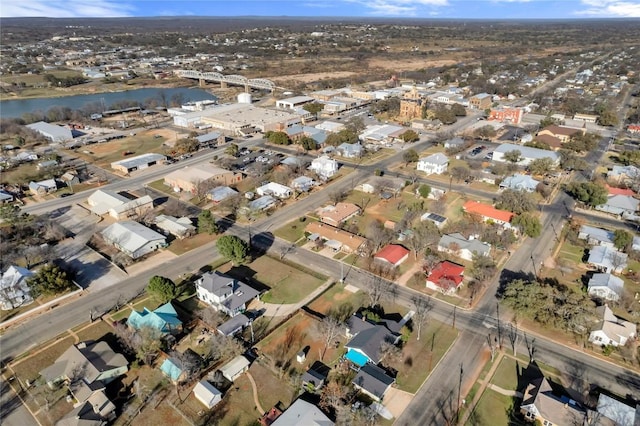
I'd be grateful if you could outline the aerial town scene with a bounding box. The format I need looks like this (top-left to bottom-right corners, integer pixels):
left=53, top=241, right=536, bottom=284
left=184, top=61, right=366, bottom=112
left=0, top=1, right=639, bottom=425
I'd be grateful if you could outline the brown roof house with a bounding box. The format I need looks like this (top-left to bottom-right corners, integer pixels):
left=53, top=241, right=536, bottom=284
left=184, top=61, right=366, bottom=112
left=40, top=341, right=128, bottom=425
left=318, top=202, right=361, bottom=227
left=305, top=221, right=367, bottom=254
left=537, top=125, right=584, bottom=143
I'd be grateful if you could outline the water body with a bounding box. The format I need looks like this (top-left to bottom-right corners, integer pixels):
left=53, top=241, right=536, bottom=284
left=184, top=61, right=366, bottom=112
left=0, top=87, right=217, bottom=118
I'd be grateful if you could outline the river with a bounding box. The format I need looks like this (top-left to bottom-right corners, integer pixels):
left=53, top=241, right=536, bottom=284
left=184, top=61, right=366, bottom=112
left=0, top=87, right=217, bottom=119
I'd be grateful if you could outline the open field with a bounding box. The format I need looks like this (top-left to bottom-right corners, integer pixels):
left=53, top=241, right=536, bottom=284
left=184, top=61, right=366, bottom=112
left=74, top=133, right=167, bottom=169
left=273, top=216, right=316, bottom=243
left=168, top=233, right=218, bottom=256
left=307, top=283, right=367, bottom=317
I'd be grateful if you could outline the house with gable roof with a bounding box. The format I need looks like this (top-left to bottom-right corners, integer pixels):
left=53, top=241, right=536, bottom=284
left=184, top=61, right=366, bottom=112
left=500, top=174, right=540, bottom=192
left=374, top=244, right=410, bottom=267
left=462, top=200, right=514, bottom=229
left=596, top=195, right=639, bottom=217
left=352, top=363, right=395, bottom=402
left=196, top=271, right=260, bottom=317
left=101, top=221, right=167, bottom=259
left=587, top=273, right=624, bottom=302
left=127, top=302, right=183, bottom=335
left=309, top=155, right=338, bottom=179
left=426, top=261, right=465, bottom=295
left=589, top=305, right=637, bottom=347
left=587, top=246, right=628, bottom=274
left=344, top=313, right=402, bottom=367
left=417, top=153, right=449, bottom=175
left=578, top=225, right=615, bottom=248
left=437, top=233, right=491, bottom=261
left=520, top=376, right=586, bottom=425
left=0, top=265, right=34, bottom=310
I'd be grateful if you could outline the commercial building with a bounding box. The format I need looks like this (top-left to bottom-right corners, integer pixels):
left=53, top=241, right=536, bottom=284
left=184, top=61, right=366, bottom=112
left=111, top=153, right=166, bottom=174
left=489, top=107, right=523, bottom=124
left=492, top=143, right=560, bottom=166
left=164, top=164, right=242, bottom=193
left=26, top=121, right=73, bottom=142
left=276, top=96, right=315, bottom=110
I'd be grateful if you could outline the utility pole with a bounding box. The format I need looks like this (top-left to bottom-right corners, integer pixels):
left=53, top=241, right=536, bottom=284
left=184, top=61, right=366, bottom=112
left=339, top=261, right=344, bottom=283
left=530, top=254, right=538, bottom=280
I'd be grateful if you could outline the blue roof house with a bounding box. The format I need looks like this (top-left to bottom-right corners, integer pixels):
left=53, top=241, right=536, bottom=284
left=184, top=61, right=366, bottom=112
left=127, top=302, right=183, bottom=335
left=160, top=358, right=184, bottom=382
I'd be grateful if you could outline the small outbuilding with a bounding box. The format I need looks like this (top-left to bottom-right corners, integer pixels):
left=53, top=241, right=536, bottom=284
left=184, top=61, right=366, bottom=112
left=193, top=380, right=223, bottom=409
left=219, top=355, right=250, bottom=383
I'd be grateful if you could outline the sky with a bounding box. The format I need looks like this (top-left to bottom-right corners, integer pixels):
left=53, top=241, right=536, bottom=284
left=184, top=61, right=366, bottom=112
left=1, top=0, right=640, bottom=19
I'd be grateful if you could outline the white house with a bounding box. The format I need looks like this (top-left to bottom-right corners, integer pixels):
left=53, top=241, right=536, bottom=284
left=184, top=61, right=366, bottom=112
left=272, top=399, right=334, bottom=426
left=256, top=182, right=293, bottom=199
left=437, top=233, right=491, bottom=261
left=0, top=266, right=34, bottom=310
left=587, top=246, right=628, bottom=274
left=193, top=380, right=222, bottom=409
left=578, top=225, right=615, bottom=248
left=195, top=271, right=260, bottom=317
left=101, top=221, right=167, bottom=259
left=417, top=153, right=449, bottom=175
left=499, top=174, right=540, bottom=192
left=587, top=273, right=624, bottom=302
left=309, top=155, right=339, bottom=179
left=154, top=215, right=196, bottom=239
left=336, top=142, right=363, bottom=158
left=589, top=305, right=636, bottom=347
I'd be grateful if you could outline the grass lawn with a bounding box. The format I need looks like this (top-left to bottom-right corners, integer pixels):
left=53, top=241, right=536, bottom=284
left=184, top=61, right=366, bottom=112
left=75, top=320, right=114, bottom=342
left=110, top=307, right=132, bottom=322
left=306, top=283, right=367, bottom=317
left=216, top=373, right=260, bottom=426
left=218, top=256, right=326, bottom=304
left=466, top=389, right=519, bottom=426
left=392, top=319, right=459, bottom=393
left=251, top=362, right=296, bottom=414
left=556, top=240, right=585, bottom=264
left=274, top=217, right=315, bottom=243
left=148, top=179, right=174, bottom=196
left=442, top=193, right=466, bottom=222
left=490, top=356, right=520, bottom=391
left=168, top=233, right=218, bottom=255
left=10, top=335, right=75, bottom=384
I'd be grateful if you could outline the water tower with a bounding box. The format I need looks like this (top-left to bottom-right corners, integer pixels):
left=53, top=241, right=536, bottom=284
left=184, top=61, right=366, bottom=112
left=238, top=93, right=252, bottom=104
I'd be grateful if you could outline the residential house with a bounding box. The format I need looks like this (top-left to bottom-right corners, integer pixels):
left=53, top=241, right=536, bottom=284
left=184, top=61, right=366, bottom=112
left=318, top=202, right=361, bottom=227
left=420, top=212, right=448, bottom=228
left=607, top=165, right=639, bottom=185
left=469, top=93, right=492, bottom=110
left=305, top=222, right=366, bottom=254
left=101, top=221, right=167, bottom=259
left=500, top=174, right=540, bottom=192
left=534, top=134, right=563, bottom=150
left=493, top=143, right=560, bottom=166
left=336, top=142, right=364, bottom=158
left=164, top=164, right=242, bottom=193
left=160, top=350, right=202, bottom=383
left=160, top=357, right=185, bottom=382
left=587, top=273, right=624, bottom=302
left=60, top=170, right=80, bottom=186
left=438, top=233, right=491, bottom=261
left=290, top=176, right=316, bottom=192
left=344, top=316, right=401, bottom=366
left=605, top=185, right=636, bottom=197
left=489, top=107, right=523, bottom=124
left=589, top=305, right=637, bottom=347
left=127, top=302, right=183, bottom=335
left=587, top=246, right=628, bottom=274
left=374, top=244, right=410, bottom=267
left=248, top=195, right=277, bottom=211
left=426, top=261, right=465, bottom=295
left=87, top=189, right=153, bottom=220
left=537, top=125, right=583, bottom=143
left=443, top=137, right=466, bottom=150
left=193, top=380, right=223, bottom=409
left=627, top=124, right=640, bottom=134
left=219, top=355, right=250, bottom=382
left=196, top=271, right=260, bottom=317
left=217, top=314, right=251, bottom=337
left=309, top=155, right=339, bottom=179
left=256, top=182, right=293, bottom=199
left=417, top=153, right=449, bottom=175
left=596, top=195, right=639, bottom=217
left=573, top=113, right=598, bottom=123
left=358, top=176, right=405, bottom=195
left=29, top=179, right=57, bottom=195
left=271, top=398, right=334, bottom=426
left=207, top=186, right=239, bottom=203
left=359, top=124, right=405, bottom=145
left=111, top=153, right=167, bottom=174
left=595, top=393, right=640, bottom=426
left=578, top=225, right=615, bottom=248
left=276, top=96, right=315, bottom=110
left=40, top=341, right=128, bottom=424
left=0, top=265, right=34, bottom=311
left=154, top=215, right=196, bottom=239
left=462, top=200, right=514, bottom=229
left=36, top=159, right=58, bottom=170
left=352, top=363, right=395, bottom=402
left=520, top=377, right=586, bottom=425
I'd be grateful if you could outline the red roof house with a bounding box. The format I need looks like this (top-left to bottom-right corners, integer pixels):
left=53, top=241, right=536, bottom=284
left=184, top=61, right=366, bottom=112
left=426, top=261, right=465, bottom=295
left=463, top=200, right=514, bottom=226
left=374, top=244, right=410, bottom=267
left=605, top=185, right=636, bottom=197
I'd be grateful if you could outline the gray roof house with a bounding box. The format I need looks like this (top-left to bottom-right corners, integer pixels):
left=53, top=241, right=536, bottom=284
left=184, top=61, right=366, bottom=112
left=345, top=314, right=401, bottom=366
left=595, top=195, right=639, bottom=217
left=196, top=271, right=260, bottom=317
left=578, top=225, right=615, bottom=248
left=595, top=393, right=640, bottom=426
left=493, top=143, right=560, bottom=166
left=101, top=221, right=167, bottom=259
left=417, top=153, right=449, bottom=175
left=0, top=265, right=34, bottom=311
left=207, top=186, right=239, bottom=203
left=29, top=179, right=57, bottom=195
left=589, top=305, right=637, bottom=347
left=248, top=195, right=276, bottom=211
left=587, top=246, right=628, bottom=274
left=301, top=362, right=330, bottom=392
left=520, top=377, right=586, bottom=425
left=499, top=174, right=540, bottom=192
left=607, top=165, right=639, bottom=184
left=154, top=215, right=196, bottom=239
left=291, top=175, right=316, bottom=192
left=437, top=233, right=491, bottom=261
left=0, top=189, right=14, bottom=203
left=352, top=363, right=395, bottom=402
left=216, top=313, right=251, bottom=336
left=271, top=398, right=334, bottom=426
left=443, top=137, right=466, bottom=149
left=336, top=142, right=364, bottom=158
left=587, top=273, right=624, bottom=302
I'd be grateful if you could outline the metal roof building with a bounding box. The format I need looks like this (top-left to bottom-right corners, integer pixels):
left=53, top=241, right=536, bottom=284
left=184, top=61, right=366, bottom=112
left=26, top=121, right=72, bottom=142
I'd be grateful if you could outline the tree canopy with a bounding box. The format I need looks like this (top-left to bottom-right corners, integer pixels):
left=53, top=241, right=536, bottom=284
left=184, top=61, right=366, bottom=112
left=400, top=130, right=419, bottom=143
left=402, top=149, right=419, bottom=165
left=27, top=264, right=73, bottom=297
left=417, top=184, right=431, bottom=198
left=198, top=210, right=219, bottom=235
left=266, top=131, right=291, bottom=145
left=303, top=102, right=324, bottom=114
left=503, top=150, right=522, bottom=163
left=565, top=182, right=608, bottom=207
left=147, top=276, right=178, bottom=303
left=496, top=189, right=537, bottom=214
left=299, top=136, right=317, bottom=151
left=511, top=213, right=541, bottom=237
left=613, top=229, right=633, bottom=251
left=527, top=157, right=554, bottom=175
left=216, top=235, right=249, bottom=264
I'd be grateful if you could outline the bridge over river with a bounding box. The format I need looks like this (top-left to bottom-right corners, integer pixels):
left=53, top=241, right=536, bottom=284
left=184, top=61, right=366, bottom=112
left=175, top=70, right=280, bottom=92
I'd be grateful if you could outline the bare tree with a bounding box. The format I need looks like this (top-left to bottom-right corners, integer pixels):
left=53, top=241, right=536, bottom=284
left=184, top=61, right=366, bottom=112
left=315, top=316, right=346, bottom=361
left=507, top=321, right=519, bottom=357
left=412, top=296, right=432, bottom=341
left=328, top=189, right=347, bottom=206
left=320, top=380, right=347, bottom=411
left=366, top=220, right=394, bottom=252
left=197, top=307, right=225, bottom=328
left=379, top=341, right=402, bottom=369
left=405, top=222, right=440, bottom=260
left=365, top=275, right=395, bottom=307
left=204, top=334, right=244, bottom=363
left=487, top=333, right=498, bottom=362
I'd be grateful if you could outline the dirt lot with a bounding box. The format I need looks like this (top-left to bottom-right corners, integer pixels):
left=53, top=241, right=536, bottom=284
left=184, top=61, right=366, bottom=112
left=367, top=58, right=458, bottom=71
left=269, top=71, right=358, bottom=84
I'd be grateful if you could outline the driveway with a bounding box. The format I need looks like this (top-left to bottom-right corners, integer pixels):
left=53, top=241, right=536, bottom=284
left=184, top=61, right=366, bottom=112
left=383, top=387, right=414, bottom=419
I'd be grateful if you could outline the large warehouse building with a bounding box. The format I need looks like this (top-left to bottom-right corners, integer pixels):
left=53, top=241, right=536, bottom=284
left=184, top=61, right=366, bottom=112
left=173, top=103, right=301, bottom=134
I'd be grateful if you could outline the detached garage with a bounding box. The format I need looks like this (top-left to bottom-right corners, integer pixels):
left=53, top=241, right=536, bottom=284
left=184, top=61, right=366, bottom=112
left=193, top=380, right=222, bottom=409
